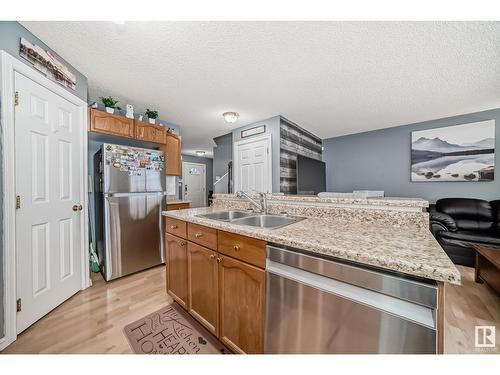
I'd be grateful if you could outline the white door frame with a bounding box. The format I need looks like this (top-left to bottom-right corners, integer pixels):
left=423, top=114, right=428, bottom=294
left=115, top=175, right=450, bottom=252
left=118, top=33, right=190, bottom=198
left=182, top=161, right=207, bottom=207
left=0, top=50, right=90, bottom=350
left=233, top=133, right=273, bottom=193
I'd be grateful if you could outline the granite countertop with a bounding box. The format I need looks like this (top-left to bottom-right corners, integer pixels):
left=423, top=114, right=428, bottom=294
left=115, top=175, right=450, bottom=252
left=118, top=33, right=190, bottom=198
left=213, top=193, right=429, bottom=208
left=163, top=207, right=460, bottom=284
left=166, top=200, right=191, bottom=204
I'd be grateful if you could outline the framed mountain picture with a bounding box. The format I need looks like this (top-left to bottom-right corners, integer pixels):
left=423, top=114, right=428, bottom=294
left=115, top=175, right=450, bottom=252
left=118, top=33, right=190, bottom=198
left=411, top=120, right=495, bottom=182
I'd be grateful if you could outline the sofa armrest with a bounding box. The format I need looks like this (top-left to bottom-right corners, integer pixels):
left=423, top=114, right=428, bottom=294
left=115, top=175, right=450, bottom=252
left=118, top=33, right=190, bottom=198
left=429, top=211, right=457, bottom=233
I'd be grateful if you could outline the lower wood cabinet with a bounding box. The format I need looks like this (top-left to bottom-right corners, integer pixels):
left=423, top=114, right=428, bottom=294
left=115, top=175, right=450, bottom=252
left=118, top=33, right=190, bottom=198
left=165, top=219, right=266, bottom=354
left=187, top=242, right=219, bottom=336
left=165, top=234, right=188, bottom=308
left=218, top=255, right=265, bottom=354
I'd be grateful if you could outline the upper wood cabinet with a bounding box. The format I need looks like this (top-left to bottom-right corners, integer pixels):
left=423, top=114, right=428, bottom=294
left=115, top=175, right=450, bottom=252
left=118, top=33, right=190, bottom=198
left=218, top=255, right=265, bottom=354
left=165, top=133, right=182, bottom=176
left=187, top=242, right=219, bottom=336
left=135, top=121, right=166, bottom=144
left=165, top=234, right=188, bottom=308
left=90, top=108, right=134, bottom=138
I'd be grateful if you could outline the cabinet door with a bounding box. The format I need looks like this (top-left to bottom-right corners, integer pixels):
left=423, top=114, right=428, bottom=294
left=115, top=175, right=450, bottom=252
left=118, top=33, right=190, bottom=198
left=187, top=242, right=219, bottom=336
left=165, top=133, right=181, bottom=176
left=166, top=234, right=188, bottom=308
left=89, top=108, right=134, bottom=138
left=135, top=121, right=166, bottom=143
left=218, top=255, right=265, bottom=354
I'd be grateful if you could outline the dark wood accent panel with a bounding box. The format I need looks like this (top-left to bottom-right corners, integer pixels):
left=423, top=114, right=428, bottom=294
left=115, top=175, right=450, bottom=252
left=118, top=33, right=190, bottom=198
left=187, top=242, right=219, bottom=336
left=135, top=121, right=166, bottom=144
left=218, top=255, right=265, bottom=354
left=188, top=223, right=218, bottom=250
left=165, top=133, right=181, bottom=176
left=475, top=247, right=500, bottom=296
left=218, top=231, right=266, bottom=268
left=89, top=108, right=134, bottom=138
left=165, top=234, right=188, bottom=308
left=166, top=217, right=187, bottom=238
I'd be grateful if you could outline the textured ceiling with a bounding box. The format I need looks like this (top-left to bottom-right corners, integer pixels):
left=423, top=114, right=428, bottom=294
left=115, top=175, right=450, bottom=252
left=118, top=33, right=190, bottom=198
left=22, top=21, right=500, bottom=157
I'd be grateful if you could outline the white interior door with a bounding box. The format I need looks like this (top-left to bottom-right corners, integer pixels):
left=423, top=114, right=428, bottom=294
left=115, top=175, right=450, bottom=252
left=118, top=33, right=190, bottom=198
left=14, top=71, right=84, bottom=333
left=234, top=134, right=272, bottom=193
left=182, top=162, right=206, bottom=208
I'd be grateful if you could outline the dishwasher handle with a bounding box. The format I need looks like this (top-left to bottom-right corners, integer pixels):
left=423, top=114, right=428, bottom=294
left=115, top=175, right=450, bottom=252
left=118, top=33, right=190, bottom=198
left=266, top=259, right=436, bottom=330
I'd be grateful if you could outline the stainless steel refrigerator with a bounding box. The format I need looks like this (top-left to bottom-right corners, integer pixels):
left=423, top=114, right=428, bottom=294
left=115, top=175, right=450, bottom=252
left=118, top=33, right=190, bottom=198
left=94, top=143, right=166, bottom=281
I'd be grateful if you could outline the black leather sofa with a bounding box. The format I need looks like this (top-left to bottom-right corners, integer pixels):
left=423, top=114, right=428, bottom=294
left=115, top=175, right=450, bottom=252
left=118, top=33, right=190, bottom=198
left=429, top=198, right=500, bottom=267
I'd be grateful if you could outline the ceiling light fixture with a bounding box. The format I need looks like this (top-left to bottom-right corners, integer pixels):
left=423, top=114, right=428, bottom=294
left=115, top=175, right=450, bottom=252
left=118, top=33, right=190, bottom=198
left=222, top=111, right=239, bottom=124
left=196, top=151, right=206, bottom=157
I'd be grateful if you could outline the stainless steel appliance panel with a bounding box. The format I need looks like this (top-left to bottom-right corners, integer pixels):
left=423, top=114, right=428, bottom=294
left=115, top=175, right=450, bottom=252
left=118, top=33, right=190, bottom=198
left=146, top=169, right=165, bottom=192
left=265, top=271, right=436, bottom=354
left=103, top=144, right=146, bottom=193
left=103, top=193, right=165, bottom=280
left=265, top=246, right=437, bottom=354
left=267, top=245, right=438, bottom=308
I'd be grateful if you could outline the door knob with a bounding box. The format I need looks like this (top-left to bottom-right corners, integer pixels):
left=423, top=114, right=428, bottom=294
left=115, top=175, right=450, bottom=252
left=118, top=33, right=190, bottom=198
left=72, top=204, right=83, bottom=212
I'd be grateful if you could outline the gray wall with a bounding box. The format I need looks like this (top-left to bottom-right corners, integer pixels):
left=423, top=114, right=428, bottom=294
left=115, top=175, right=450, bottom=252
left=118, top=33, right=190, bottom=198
left=213, top=133, right=233, bottom=193
left=323, top=108, right=500, bottom=203
left=181, top=154, right=213, bottom=205
left=0, top=21, right=88, bottom=101
left=0, top=21, right=88, bottom=340
left=232, top=116, right=282, bottom=192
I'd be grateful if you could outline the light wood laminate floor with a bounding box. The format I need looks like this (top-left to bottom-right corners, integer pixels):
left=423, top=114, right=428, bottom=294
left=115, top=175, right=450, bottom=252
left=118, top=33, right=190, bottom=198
left=2, top=265, right=498, bottom=354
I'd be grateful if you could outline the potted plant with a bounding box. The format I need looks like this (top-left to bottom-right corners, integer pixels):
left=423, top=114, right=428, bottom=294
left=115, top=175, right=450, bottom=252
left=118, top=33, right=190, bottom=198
left=145, top=109, right=159, bottom=124
left=100, top=96, right=121, bottom=114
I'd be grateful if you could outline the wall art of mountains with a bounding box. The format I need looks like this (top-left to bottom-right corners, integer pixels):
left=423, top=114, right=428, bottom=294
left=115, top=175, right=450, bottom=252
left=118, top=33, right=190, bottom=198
left=411, top=121, right=495, bottom=182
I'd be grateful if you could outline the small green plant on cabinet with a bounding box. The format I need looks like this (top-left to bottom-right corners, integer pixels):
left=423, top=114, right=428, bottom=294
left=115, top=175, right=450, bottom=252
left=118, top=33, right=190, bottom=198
left=100, top=96, right=121, bottom=110
left=145, top=109, right=159, bottom=119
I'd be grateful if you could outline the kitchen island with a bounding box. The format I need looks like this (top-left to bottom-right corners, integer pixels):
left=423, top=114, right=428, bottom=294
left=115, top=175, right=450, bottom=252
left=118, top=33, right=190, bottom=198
left=161, top=194, right=460, bottom=354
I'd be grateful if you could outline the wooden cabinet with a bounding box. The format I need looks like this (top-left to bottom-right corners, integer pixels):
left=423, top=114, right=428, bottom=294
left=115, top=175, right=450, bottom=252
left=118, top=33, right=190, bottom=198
left=187, top=242, right=219, bottom=336
left=218, top=231, right=266, bottom=268
left=135, top=121, right=166, bottom=143
left=166, top=202, right=190, bottom=211
left=165, top=234, right=188, bottom=308
left=165, top=133, right=182, bottom=176
left=163, top=217, right=266, bottom=353
left=188, top=223, right=217, bottom=250
left=90, top=108, right=134, bottom=138
left=166, top=217, right=187, bottom=238
left=218, top=255, right=265, bottom=354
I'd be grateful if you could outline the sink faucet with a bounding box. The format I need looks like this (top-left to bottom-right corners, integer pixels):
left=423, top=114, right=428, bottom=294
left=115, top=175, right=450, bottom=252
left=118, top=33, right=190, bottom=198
left=236, top=191, right=267, bottom=214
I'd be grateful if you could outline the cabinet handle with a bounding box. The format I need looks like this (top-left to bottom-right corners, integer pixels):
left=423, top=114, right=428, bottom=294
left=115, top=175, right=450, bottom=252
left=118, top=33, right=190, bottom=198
left=216, top=257, right=222, bottom=263
left=170, top=225, right=178, bottom=229
left=233, top=245, right=240, bottom=251
left=210, top=254, right=215, bottom=260
left=195, top=232, right=203, bottom=238
left=179, top=241, right=186, bottom=246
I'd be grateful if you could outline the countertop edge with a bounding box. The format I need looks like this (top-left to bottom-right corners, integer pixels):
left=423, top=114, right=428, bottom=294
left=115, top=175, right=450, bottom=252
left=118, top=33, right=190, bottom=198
left=162, top=209, right=460, bottom=285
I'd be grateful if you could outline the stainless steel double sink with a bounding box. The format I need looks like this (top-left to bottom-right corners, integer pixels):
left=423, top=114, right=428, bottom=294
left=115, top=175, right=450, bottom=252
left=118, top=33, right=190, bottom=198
left=196, top=210, right=303, bottom=229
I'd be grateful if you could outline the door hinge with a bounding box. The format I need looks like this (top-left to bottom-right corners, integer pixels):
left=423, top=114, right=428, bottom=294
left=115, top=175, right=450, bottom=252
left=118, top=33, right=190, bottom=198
left=16, top=195, right=21, bottom=209
left=16, top=298, right=22, bottom=312
left=14, top=91, right=19, bottom=106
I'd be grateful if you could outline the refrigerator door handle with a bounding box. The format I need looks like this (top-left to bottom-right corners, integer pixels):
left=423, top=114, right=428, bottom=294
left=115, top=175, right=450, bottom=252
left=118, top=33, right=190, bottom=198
left=105, top=192, right=167, bottom=197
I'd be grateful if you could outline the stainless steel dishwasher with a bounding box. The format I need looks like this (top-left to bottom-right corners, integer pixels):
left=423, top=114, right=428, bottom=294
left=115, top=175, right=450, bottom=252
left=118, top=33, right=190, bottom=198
left=265, top=246, right=439, bottom=354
